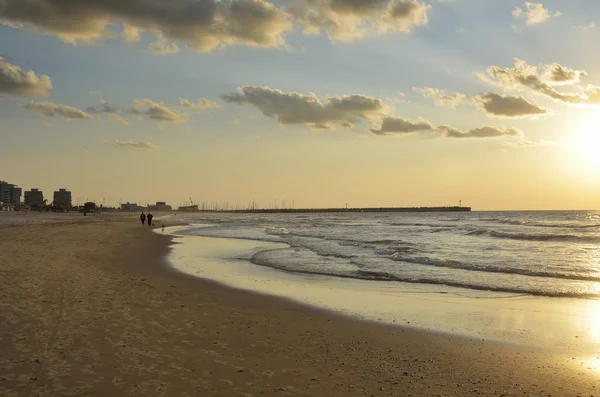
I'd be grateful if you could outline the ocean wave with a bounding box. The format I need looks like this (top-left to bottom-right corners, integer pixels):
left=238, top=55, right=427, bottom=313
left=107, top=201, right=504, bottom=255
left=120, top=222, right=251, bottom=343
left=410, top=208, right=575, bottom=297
left=355, top=271, right=598, bottom=299
left=482, top=218, right=600, bottom=229
left=466, top=229, right=488, bottom=236
left=488, top=231, right=600, bottom=243
left=265, top=226, right=289, bottom=235
left=390, top=256, right=600, bottom=282
left=388, top=222, right=457, bottom=228
left=249, top=252, right=600, bottom=299
left=464, top=228, right=600, bottom=242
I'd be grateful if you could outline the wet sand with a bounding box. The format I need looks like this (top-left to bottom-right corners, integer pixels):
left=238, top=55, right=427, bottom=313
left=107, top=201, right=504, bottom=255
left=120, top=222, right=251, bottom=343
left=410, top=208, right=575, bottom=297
left=0, top=217, right=598, bottom=396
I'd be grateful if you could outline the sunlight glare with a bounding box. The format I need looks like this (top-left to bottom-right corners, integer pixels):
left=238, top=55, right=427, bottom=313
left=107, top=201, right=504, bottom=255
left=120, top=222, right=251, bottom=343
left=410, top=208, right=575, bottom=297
left=573, top=111, right=600, bottom=169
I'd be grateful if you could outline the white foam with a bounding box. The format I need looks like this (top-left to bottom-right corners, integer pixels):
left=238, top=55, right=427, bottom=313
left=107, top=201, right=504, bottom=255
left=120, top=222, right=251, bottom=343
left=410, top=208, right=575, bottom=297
left=162, top=228, right=600, bottom=364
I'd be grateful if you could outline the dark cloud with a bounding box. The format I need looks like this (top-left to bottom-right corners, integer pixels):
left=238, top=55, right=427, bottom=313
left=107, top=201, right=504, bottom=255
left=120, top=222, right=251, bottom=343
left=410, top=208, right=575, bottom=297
left=369, top=115, right=433, bottom=135
left=476, top=93, right=548, bottom=117
left=546, top=63, right=586, bottom=84
left=108, top=140, right=156, bottom=151
left=86, top=100, right=118, bottom=114
left=128, top=99, right=185, bottom=123
left=0, top=56, right=52, bottom=97
left=437, top=125, right=520, bottom=139
left=221, top=85, right=386, bottom=129
left=24, top=101, right=97, bottom=120
left=0, top=0, right=291, bottom=51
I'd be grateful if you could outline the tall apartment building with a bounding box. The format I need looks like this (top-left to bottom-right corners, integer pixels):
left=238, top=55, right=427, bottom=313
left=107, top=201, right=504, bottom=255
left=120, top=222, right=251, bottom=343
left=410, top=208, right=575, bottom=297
left=53, top=188, right=72, bottom=208
left=0, top=181, right=22, bottom=205
left=24, top=188, right=44, bottom=207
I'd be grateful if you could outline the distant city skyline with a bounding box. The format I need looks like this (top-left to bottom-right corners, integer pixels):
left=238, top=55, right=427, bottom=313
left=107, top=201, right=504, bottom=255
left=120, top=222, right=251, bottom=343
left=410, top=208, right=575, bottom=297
left=2, top=1, right=600, bottom=210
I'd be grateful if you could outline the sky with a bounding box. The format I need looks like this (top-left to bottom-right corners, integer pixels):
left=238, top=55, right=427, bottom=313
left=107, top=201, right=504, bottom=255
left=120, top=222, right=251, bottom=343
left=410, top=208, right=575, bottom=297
left=1, top=0, right=600, bottom=210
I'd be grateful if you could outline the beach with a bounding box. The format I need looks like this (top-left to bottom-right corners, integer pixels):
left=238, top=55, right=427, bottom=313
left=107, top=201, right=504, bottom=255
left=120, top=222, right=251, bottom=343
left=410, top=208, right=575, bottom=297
left=1, top=215, right=599, bottom=396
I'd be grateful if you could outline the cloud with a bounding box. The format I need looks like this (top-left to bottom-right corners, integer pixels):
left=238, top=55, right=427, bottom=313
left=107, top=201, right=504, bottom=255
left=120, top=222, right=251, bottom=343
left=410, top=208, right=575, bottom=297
left=292, top=0, right=431, bottom=40
left=412, top=87, right=470, bottom=108
left=0, top=19, right=23, bottom=28
left=0, top=56, right=52, bottom=97
left=221, top=85, right=387, bottom=129
left=129, top=99, right=185, bottom=123
left=437, top=125, right=521, bottom=139
left=148, top=40, right=181, bottom=55
left=86, top=100, right=129, bottom=123
left=122, top=25, right=141, bottom=43
left=545, top=63, right=586, bottom=84
left=369, top=115, right=433, bottom=135
left=24, top=101, right=97, bottom=120
left=0, top=0, right=292, bottom=52
left=478, top=59, right=596, bottom=104
left=475, top=93, right=548, bottom=117
left=108, top=113, right=129, bottom=125
left=512, top=2, right=561, bottom=25
left=108, top=140, right=156, bottom=152
left=369, top=115, right=521, bottom=140
left=180, top=98, right=220, bottom=109
left=86, top=100, right=118, bottom=114
left=577, top=23, right=596, bottom=30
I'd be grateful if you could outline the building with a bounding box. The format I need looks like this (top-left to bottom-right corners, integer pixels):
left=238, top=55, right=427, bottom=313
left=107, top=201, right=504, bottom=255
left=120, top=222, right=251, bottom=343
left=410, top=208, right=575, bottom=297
left=120, top=202, right=143, bottom=212
left=148, top=201, right=172, bottom=211
left=24, top=188, right=44, bottom=208
left=0, top=181, right=22, bottom=205
left=178, top=204, right=199, bottom=211
left=53, top=188, right=72, bottom=209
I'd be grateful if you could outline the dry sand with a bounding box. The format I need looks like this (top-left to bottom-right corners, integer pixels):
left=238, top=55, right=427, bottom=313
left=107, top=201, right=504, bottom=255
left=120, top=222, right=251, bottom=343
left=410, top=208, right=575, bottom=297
left=1, top=217, right=598, bottom=396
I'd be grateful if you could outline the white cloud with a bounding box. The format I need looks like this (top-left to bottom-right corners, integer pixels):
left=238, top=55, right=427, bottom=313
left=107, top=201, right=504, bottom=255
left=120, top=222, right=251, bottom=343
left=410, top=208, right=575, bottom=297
left=477, top=59, right=598, bottom=104
left=292, top=0, right=431, bottom=40
left=122, top=25, right=141, bottom=43
left=0, top=56, right=52, bottom=97
left=24, top=101, right=97, bottom=120
left=512, top=2, right=561, bottom=25
left=148, top=40, right=181, bottom=55
left=108, top=113, right=129, bottom=125
left=180, top=98, right=220, bottom=109
left=577, top=23, right=596, bottom=30
left=412, top=87, right=470, bottom=108
left=108, top=140, right=156, bottom=151
left=129, top=99, right=185, bottom=123
left=221, top=85, right=387, bottom=129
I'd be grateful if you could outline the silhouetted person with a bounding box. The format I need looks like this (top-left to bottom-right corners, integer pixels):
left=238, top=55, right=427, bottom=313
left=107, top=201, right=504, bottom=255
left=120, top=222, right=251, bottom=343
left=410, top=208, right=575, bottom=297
left=147, top=213, right=153, bottom=227
left=140, top=212, right=146, bottom=225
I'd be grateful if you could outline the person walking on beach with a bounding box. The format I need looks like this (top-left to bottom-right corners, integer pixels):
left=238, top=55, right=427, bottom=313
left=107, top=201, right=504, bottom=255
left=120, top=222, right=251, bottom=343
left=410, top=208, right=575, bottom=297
left=140, top=212, right=146, bottom=225
left=147, top=213, right=153, bottom=227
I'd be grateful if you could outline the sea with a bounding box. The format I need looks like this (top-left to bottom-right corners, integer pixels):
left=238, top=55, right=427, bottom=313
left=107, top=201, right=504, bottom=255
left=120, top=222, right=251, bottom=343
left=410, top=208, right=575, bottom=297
left=165, top=210, right=600, bottom=299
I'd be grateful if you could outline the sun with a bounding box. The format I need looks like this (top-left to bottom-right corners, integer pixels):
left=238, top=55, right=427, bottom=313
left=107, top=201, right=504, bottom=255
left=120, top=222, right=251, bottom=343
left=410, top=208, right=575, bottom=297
left=573, top=111, right=600, bottom=169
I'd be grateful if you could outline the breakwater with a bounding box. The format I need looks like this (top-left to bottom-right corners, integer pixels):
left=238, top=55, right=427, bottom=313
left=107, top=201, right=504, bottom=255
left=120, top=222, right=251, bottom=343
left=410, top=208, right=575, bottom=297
left=185, top=206, right=471, bottom=214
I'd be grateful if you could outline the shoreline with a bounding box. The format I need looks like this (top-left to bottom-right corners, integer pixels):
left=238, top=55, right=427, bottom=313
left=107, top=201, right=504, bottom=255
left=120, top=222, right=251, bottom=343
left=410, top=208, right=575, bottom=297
left=163, top=227, right=600, bottom=357
left=1, top=218, right=598, bottom=396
